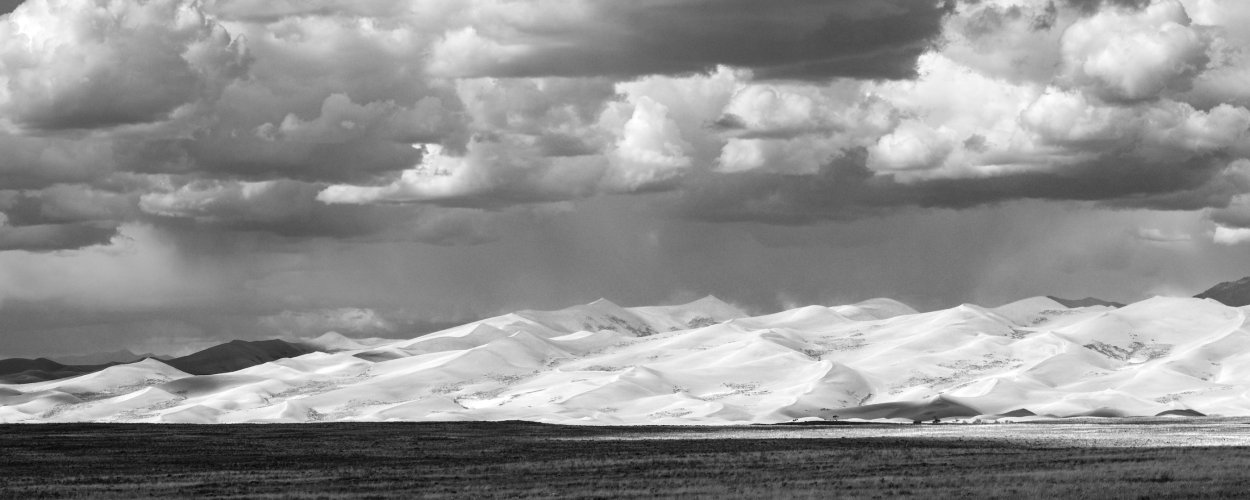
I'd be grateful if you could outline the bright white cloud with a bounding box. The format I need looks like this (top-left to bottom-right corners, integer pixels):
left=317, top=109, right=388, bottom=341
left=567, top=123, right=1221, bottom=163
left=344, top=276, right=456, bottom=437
left=603, top=97, right=693, bottom=191
left=1213, top=225, right=1250, bottom=245
left=317, top=144, right=476, bottom=204
left=1060, top=0, right=1210, bottom=101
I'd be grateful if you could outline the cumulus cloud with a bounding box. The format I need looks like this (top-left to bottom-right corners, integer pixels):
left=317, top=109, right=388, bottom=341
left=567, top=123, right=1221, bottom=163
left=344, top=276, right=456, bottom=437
left=1059, top=0, right=1210, bottom=102
left=0, top=0, right=249, bottom=131
left=1213, top=225, right=1250, bottom=245
left=6, top=0, right=1244, bottom=237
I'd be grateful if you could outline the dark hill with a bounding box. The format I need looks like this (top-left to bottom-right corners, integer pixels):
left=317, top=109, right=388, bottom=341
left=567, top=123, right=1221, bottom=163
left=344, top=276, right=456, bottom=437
left=1195, top=276, right=1250, bottom=307
left=1047, top=296, right=1125, bottom=308
left=0, top=358, right=117, bottom=384
left=49, top=349, right=150, bottom=366
left=1156, top=409, right=1206, bottom=417
left=1, top=339, right=319, bottom=383
left=162, top=339, right=316, bottom=376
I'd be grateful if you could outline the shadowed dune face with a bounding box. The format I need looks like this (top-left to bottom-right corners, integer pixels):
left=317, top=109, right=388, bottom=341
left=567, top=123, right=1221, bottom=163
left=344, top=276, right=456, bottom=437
left=1, top=295, right=1248, bottom=424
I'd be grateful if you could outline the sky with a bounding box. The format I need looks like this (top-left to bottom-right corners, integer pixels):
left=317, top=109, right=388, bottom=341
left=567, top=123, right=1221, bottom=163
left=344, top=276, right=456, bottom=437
left=1, top=0, right=1250, bottom=357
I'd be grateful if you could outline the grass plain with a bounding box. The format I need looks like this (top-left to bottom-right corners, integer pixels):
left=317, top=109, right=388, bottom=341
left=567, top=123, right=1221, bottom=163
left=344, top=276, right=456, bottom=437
left=2, top=421, right=1250, bottom=498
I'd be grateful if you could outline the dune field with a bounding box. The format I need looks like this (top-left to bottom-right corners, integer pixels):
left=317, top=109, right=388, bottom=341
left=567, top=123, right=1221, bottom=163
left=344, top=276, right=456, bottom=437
left=3, top=295, right=1248, bottom=424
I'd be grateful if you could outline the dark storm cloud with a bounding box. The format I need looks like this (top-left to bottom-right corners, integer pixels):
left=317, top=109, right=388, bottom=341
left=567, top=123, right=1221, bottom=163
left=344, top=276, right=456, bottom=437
left=0, top=0, right=21, bottom=15
left=204, top=0, right=411, bottom=23
left=1064, top=0, right=1151, bottom=14
left=0, top=135, right=115, bottom=190
left=139, top=180, right=502, bottom=245
left=678, top=149, right=1239, bottom=224
left=0, top=186, right=138, bottom=226
left=0, top=222, right=118, bottom=251
left=0, top=186, right=132, bottom=250
left=432, top=0, right=953, bottom=80
left=1209, top=192, right=1250, bottom=229
left=178, top=136, right=424, bottom=183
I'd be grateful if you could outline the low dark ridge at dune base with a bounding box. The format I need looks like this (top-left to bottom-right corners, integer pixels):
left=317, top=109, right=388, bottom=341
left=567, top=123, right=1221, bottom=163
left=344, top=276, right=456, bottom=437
left=1157, top=409, right=1207, bottom=417
left=1046, top=296, right=1126, bottom=308
left=834, top=396, right=981, bottom=421
left=4, top=422, right=1250, bottom=499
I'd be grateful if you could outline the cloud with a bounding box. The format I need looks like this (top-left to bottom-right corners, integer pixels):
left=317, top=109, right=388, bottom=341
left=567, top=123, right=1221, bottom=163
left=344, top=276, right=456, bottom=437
left=0, top=185, right=135, bottom=250
left=426, top=0, right=952, bottom=80
left=1059, top=0, right=1210, bottom=102
left=0, top=221, right=118, bottom=251
left=0, top=0, right=22, bottom=15
left=1213, top=225, right=1250, bottom=245
left=0, top=0, right=249, bottom=131
left=0, top=134, right=116, bottom=189
left=675, top=146, right=1250, bottom=224
left=1135, top=227, right=1193, bottom=243
left=208, top=0, right=1250, bottom=234
left=0, top=184, right=139, bottom=225
left=140, top=177, right=507, bottom=244
left=0, top=224, right=212, bottom=306
left=204, top=0, right=413, bottom=22
left=3, top=0, right=1244, bottom=238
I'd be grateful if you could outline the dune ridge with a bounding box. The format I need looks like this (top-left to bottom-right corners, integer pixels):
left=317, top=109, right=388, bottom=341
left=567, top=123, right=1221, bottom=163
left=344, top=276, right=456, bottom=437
left=3, top=295, right=1249, bottom=424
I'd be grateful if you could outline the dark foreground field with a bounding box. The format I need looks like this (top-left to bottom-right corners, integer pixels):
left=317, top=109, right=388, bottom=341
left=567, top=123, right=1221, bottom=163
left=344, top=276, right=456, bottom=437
left=3, top=422, right=1250, bottom=499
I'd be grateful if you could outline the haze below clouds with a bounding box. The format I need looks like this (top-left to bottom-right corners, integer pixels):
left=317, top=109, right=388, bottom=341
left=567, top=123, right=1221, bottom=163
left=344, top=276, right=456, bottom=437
left=0, top=0, right=1249, bottom=357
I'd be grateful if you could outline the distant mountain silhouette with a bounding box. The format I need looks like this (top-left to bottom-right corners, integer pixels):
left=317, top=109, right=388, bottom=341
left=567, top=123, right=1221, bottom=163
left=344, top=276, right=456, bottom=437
left=1046, top=296, right=1125, bottom=308
left=161, top=339, right=316, bottom=375
left=0, top=358, right=119, bottom=384
left=48, top=349, right=152, bottom=366
left=1195, top=276, right=1250, bottom=307
left=0, top=339, right=318, bottom=383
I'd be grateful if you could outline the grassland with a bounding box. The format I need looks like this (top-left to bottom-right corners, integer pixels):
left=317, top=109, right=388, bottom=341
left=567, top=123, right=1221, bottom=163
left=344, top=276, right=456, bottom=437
left=2, top=421, right=1250, bottom=498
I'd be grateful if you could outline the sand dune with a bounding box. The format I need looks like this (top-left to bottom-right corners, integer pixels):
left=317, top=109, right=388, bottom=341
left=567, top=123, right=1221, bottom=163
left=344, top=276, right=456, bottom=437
left=4, top=295, right=1250, bottom=424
